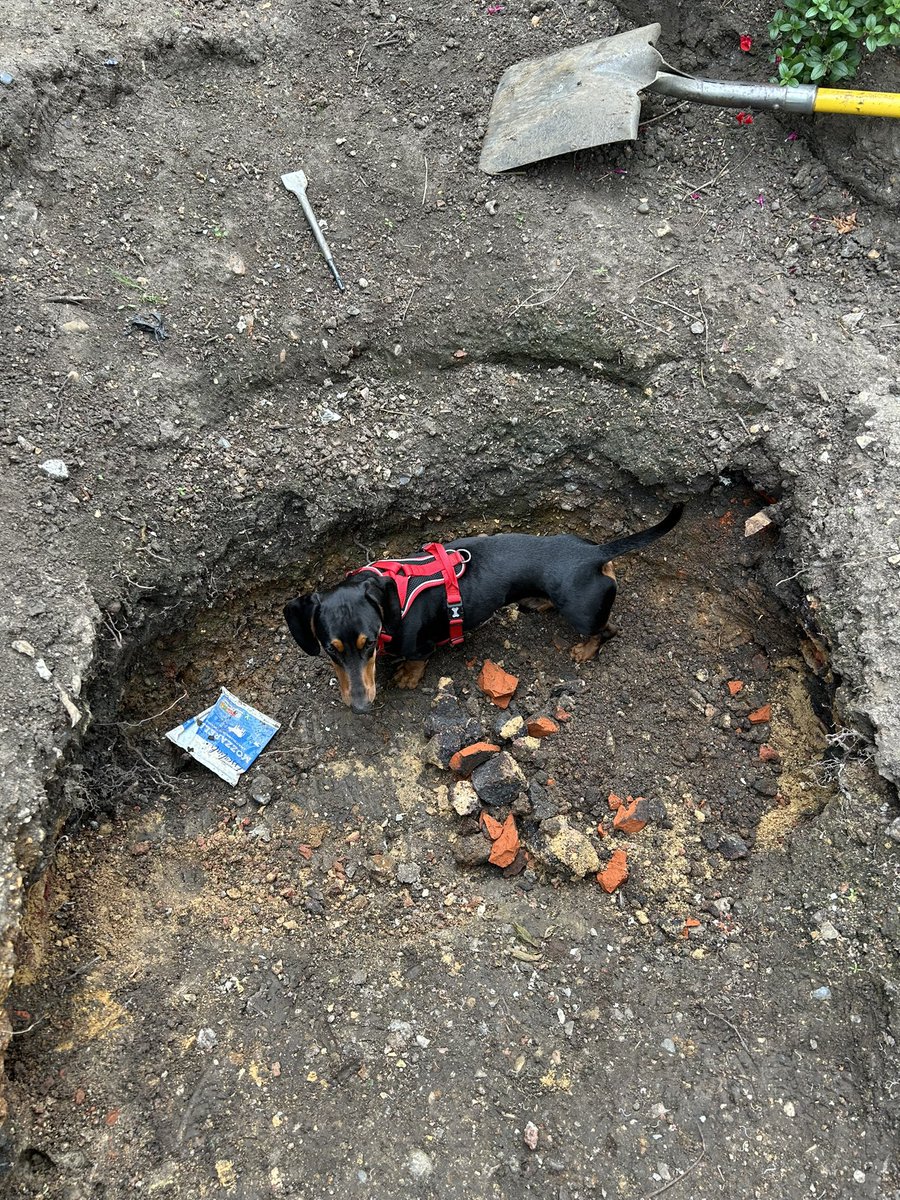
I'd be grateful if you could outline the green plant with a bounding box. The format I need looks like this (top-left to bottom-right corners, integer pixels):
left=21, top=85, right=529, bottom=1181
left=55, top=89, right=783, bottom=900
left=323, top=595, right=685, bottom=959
left=769, top=0, right=900, bottom=84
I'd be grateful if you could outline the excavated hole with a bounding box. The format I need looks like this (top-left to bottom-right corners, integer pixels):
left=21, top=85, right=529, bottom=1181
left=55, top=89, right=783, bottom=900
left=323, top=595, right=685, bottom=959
left=6, top=479, right=844, bottom=1181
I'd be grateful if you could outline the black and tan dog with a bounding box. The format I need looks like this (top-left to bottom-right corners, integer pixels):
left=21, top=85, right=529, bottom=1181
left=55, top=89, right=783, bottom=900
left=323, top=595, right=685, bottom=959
left=284, top=504, right=683, bottom=713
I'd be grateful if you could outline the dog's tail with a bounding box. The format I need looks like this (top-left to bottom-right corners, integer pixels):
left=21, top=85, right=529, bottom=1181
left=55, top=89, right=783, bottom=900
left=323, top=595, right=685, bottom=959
left=594, top=503, right=684, bottom=560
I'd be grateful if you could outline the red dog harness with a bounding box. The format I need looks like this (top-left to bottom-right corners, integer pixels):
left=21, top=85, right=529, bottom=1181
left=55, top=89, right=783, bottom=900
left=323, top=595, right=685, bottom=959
left=352, top=542, right=469, bottom=655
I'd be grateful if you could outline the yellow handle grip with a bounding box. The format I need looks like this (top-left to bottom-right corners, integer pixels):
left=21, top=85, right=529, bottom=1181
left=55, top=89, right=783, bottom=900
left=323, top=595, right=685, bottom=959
left=814, top=88, right=900, bottom=118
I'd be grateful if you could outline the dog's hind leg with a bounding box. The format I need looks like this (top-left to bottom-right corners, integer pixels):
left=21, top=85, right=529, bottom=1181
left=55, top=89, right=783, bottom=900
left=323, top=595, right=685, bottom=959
left=565, top=566, right=618, bottom=663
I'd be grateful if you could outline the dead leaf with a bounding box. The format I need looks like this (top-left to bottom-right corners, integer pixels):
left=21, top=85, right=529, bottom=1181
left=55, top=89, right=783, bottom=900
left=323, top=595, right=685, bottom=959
left=831, top=210, right=858, bottom=235
left=488, top=813, right=519, bottom=868
left=512, top=922, right=540, bottom=948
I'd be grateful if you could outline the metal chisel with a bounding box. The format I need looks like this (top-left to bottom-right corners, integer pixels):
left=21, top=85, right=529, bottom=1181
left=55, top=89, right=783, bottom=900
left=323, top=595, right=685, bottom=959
left=280, top=169, right=345, bottom=292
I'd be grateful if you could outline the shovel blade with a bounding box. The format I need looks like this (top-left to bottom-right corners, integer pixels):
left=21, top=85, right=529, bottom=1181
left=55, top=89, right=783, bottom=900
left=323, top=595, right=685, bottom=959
left=479, top=23, right=663, bottom=174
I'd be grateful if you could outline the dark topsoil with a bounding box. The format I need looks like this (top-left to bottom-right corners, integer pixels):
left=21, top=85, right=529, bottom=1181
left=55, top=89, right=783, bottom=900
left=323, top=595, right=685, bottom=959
left=1, top=0, right=899, bottom=1197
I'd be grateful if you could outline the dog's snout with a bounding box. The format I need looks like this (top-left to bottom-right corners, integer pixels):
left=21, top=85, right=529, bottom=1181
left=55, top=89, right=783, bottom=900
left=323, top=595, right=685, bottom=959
left=350, top=697, right=373, bottom=715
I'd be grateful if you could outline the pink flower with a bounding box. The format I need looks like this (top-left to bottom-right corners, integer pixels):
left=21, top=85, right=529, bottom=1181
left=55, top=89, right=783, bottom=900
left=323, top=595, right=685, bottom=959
left=487, top=3, right=505, bottom=11
left=756, top=192, right=765, bottom=206
left=736, top=111, right=754, bottom=125
left=740, top=35, right=753, bottom=52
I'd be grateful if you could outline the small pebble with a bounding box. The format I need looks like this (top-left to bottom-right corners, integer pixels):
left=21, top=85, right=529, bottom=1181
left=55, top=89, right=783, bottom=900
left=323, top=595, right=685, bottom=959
left=690, top=321, right=705, bottom=335
left=637, top=198, right=650, bottom=214
left=40, top=459, right=69, bottom=481
left=810, top=986, right=832, bottom=1001
left=783, top=1100, right=795, bottom=1118
left=407, top=1150, right=433, bottom=1179
left=660, top=1038, right=676, bottom=1055
left=0, top=71, right=14, bottom=86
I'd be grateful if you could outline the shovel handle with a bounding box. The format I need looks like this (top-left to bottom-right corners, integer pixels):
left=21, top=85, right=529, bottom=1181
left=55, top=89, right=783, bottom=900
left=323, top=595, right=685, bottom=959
left=649, top=73, right=816, bottom=113
left=814, top=88, right=900, bottom=118
left=650, top=72, right=900, bottom=119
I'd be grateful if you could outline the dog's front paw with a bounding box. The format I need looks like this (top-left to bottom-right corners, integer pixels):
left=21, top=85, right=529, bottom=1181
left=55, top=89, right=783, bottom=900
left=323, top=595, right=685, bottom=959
left=393, top=659, right=428, bottom=689
left=570, top=638, right=599, bottom=663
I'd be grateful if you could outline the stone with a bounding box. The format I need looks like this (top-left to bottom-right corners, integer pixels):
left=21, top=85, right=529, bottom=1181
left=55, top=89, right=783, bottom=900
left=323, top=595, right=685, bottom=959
left=250, top=773, right=274, bottom=806
left=494, top=713, right=526, bottom=741
left=396, top=862, right=420, bottom=886
left=452, top=833, right=491, bottom=867
left=40, top=459, right=69, bottom=481
left=450, top=780, right=480, bottom=816
left=471, top=752, right=526, bottom=807
left=541, top=817, right=601, bottom=879
left=810, top=986, right=832, bottom=1001
left=637, top=197, right=650, bottom=214
left=718, top=834, right=749, bottom=860
left=406, top=1151, right=433, bottom=1180
left=529, top=783, right=558, bottom=823
left=61, top=318, right=90, bottom=334
left=744, top=511, right=773, bottom=537
left=509, top=735, right=543, bottom=763
left=421, top=728, right=466, bottom=769
left=748, top=704, right=772, bottom=724
left=885, top=817, right=900, bottom=844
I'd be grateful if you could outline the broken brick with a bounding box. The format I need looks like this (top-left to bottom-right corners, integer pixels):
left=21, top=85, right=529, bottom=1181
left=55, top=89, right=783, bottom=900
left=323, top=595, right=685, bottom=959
left=748, top=704, right=772, bottom=724
left=554, top=708, right=571, bottom=723
left=613, top=796, right=649, bottom=835
left=527, top=717, right=559, bottom=739
left=449, top=742, right=500, bottom=774
left=597, top=849, right=629, bottom=893
left=477, top=660, right=519, bottom=708
left=727, top=680, right=744, bottom=696
left=759, top=744, right=780, bottom=763
left=607, top=792, right=624, bottom=811
left=487, top=813, right=520, bottom=869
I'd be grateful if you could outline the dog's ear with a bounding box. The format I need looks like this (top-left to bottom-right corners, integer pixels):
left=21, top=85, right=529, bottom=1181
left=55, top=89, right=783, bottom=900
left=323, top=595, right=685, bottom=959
left=363, top=574, right=401, bottom=630
left=283, top=594, right=321, bottom=656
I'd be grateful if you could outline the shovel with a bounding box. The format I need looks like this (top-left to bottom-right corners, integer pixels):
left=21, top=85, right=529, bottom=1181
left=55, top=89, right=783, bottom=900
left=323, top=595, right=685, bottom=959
left=480, top=22, right=900, bottom=174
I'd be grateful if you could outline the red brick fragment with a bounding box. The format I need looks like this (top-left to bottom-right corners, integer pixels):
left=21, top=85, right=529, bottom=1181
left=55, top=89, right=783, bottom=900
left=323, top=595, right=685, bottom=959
left=727, top=680, right=744, bottom=696
left=748, top=704, right=772, bottom=724
left=759, top=744, right=780, bottom=763
left=449, top=742, right=500, bottom=774
left=554, top=708, right=571, bottom=723
left=477, top=661, right=519, bottom=708
left=613, top=796, right=649, bottom=835
left=607, top=792, right=624, bottom=811
left=526, top=717, right=559, bottom=739
left=597, top=850, right=629, bottom=893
